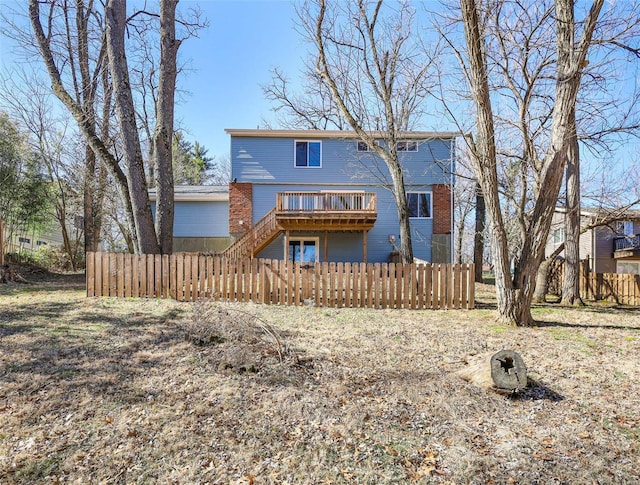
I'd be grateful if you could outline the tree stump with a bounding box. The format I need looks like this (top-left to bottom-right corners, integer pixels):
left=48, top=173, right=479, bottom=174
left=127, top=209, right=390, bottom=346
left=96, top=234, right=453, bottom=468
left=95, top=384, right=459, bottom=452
left=456, top=349, right=528, bottom=393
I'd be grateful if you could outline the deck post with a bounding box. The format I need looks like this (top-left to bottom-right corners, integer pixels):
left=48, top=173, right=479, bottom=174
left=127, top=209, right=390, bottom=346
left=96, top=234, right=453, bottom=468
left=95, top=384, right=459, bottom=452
left=284, top=230, right=290, bottom=260
left=324, top=230, right=328, bottom=261
left=363, top=230, right=368, bottom=264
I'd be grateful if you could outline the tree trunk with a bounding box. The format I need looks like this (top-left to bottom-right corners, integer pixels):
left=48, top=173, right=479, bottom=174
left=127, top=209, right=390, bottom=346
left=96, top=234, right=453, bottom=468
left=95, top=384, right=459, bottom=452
left=387, top=158, right=414, bottom=264
left=105, top=0, right=159, bottom=254
left=473, top=181, right=485, bottom=283
left=532, top=257, right=551, bottom=303
left=152, top=0, right=179, bottom=254
left=460, top=0, right=603, bottom=326
left=29, top=0, right=138, bottom=252
left=457, top=350, right=528, bottom=392
left=561, top=110, right=583, bottom=305
left=84, top=145, right=97, bottom=253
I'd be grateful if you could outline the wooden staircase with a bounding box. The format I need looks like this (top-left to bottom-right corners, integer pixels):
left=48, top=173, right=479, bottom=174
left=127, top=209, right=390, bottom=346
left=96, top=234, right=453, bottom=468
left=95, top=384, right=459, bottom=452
left=221, top=208, right=283, bottom=260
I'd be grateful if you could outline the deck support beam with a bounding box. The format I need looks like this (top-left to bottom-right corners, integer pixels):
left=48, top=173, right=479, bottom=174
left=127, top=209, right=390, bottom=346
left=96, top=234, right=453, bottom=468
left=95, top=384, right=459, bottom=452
left=363, top=230, right=368, bottom=264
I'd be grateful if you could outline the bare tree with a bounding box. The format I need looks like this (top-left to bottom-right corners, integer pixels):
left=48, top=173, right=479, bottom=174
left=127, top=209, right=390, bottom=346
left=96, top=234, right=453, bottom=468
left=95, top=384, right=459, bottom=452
left=0, top=71, right=85, bottom=269
left=24, top=0, right=200, bottom=253
left=457, top=0, right=604, bottom=325
left=266, top=0, right=440, bottom=263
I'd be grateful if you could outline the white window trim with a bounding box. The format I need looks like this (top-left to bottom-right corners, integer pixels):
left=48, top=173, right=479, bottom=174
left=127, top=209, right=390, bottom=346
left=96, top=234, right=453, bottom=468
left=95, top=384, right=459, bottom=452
left=407, top=191, right=433, bottom=219
left=285, top=236, right=320, bottom=263
left=294, top=140, right=322, bottom=168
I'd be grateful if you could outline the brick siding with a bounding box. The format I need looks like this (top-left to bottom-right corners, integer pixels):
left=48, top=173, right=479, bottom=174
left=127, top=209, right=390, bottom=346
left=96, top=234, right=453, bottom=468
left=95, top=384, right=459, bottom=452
left=228, top=182, right=252, bottom=236
left=432, top=184, right=452, bottom=235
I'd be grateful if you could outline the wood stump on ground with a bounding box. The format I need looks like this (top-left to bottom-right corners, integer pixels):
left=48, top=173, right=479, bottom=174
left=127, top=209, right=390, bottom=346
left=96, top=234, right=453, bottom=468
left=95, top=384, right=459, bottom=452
left=457, top=349, right=528, bottom=393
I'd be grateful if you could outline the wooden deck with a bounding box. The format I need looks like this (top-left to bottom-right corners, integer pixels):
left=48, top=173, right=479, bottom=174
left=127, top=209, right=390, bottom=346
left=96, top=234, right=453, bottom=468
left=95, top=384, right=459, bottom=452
left=221, top=192, right=377, bottom=260
left=275, top=192, right=377, bottom=231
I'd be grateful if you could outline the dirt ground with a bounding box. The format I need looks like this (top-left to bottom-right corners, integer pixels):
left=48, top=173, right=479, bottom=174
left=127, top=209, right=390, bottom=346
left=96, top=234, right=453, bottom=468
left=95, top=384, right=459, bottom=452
left=0, top=274, right=638, bottom=484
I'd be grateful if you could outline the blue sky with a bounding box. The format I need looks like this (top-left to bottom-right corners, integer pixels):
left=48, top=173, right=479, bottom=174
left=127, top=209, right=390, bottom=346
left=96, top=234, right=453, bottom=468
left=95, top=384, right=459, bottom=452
left=0, top=0, right=306, bottom=161
left=0, top=0, right=637, bottom=199
left=175, top=0, right=305, bottom=159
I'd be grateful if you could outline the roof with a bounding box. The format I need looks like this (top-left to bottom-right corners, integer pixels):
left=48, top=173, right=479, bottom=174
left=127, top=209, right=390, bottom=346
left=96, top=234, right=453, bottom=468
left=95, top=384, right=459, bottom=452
left=224, top=129, right=461, bottom=139
left=554, top=206, right=640, bottom=220
left=148, top=185, right=229, bottom=202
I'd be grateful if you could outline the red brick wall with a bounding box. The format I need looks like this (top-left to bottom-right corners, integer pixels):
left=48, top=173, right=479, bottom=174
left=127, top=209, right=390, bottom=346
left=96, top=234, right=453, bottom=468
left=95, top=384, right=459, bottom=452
left=433, top=184, right=452, bottom=235
left=228, top=182, right=252, bottom=236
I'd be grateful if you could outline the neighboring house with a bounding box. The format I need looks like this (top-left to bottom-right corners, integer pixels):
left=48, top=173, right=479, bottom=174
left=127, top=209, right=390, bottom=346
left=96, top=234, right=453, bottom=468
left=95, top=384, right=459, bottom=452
left=546, top=207, right=640, bottom=274
left=1, top=217, right=81, bottom=254
left=223, top=129, right=456, bottom=264
left=149, top=185, right=230, bottom=253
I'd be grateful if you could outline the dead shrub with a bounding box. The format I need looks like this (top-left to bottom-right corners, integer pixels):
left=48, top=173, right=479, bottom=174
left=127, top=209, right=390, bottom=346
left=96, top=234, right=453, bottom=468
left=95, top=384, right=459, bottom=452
left=183, top=300, right=299, bottom=374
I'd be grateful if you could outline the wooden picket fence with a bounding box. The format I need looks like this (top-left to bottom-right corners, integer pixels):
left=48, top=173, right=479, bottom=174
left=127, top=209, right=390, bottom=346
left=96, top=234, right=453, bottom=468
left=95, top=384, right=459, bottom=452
left=85, top=252, right=475, bottom=309
left=581, top=271, right=640, bottom=305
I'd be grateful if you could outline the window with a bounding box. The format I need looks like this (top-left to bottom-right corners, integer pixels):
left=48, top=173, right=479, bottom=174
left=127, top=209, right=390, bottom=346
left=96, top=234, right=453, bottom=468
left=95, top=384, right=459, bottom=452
left=357, top=141, right=371, bottom=152
left=18, top=237, right=30, bottom=244
left=396, top=141, right=418, bottom=152
left=407, top=192, right=432, bottom=218
left=553, top=228, right=566, bottom=244
left=615, top=220, right=634, bottom=236
left=616, top=261, right=640, bottom=274
left=37, top=241, right=47, bottom=247
left=288, top=238, right=318, bottom=263
left=295, top=141, right=321, bottom=167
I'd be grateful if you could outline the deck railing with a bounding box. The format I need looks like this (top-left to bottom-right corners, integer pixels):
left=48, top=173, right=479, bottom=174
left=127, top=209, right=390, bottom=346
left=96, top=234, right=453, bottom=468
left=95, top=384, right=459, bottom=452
left=277, top=192, right=376, bottom=213
left=614, top=234, right=640, bottom=252
left=221, top=208, right=280, bottom=260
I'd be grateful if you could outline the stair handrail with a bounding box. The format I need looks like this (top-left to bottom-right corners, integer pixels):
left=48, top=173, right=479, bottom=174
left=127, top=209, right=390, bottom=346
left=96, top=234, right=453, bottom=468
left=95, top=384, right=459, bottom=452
left=222, top=208, right=279, bottom=259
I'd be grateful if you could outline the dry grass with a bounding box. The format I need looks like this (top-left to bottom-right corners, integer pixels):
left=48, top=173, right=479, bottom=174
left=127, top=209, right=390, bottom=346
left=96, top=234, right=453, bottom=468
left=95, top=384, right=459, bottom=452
left=1, top=277, right=639, bottom=484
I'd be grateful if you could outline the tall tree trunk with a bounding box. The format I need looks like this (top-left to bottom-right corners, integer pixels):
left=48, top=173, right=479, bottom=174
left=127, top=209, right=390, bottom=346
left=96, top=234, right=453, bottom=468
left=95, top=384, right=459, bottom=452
left=387, top=157, right=414, bottom=264
left=84, top=145, right=97, bottom=253
left=29, top=0, right=138, bottom=252
left=474, top=181, right=485, bottom=283
left=105, top=0, right=159, bottom=254
left=561, top=110, right=583, bottom=305
left=460, top=0, right=524, bottom=322
left=460, top=0, right=603, bottom=326
left=153, top=0, right=179, bottom=254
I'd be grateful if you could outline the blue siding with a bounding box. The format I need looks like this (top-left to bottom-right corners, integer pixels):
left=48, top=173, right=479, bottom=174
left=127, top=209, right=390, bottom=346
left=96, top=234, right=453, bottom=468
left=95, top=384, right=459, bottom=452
left=232, top=137, right=453, bottom=186
left=253, top=186, right=434, bottom=263
left=231, top=133, right=453, bottom=263
left=173, top=201, right=229, bottom=237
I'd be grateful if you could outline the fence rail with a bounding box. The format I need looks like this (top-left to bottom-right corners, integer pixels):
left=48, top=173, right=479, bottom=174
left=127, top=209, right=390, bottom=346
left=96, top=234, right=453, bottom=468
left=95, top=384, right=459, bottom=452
left=86, top=252, right=475, bottom=309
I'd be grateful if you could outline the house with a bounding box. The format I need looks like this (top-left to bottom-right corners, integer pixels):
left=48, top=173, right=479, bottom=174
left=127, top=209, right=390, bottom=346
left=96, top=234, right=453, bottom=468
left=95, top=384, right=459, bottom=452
left=222, top=129, right=457, bottom=264
left=149, top=185, right=230, bottom=253
left=0, top=216, right=81, bottom=256
left=546, top=207, right=640, bottom=274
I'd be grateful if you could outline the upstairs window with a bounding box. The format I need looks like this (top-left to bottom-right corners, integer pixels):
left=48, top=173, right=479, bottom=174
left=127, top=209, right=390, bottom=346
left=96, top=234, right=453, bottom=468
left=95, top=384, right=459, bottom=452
left=553, top=228, right=566, bottom=244
left=295, top=141, right=321, bottom=168
left=396, top=141, right=418, bottom=152
left=615, top=220, right=634, bottom=236
left=357, top=141, right=371, bottom=152
left=407, top=192, right=432, bottom=218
